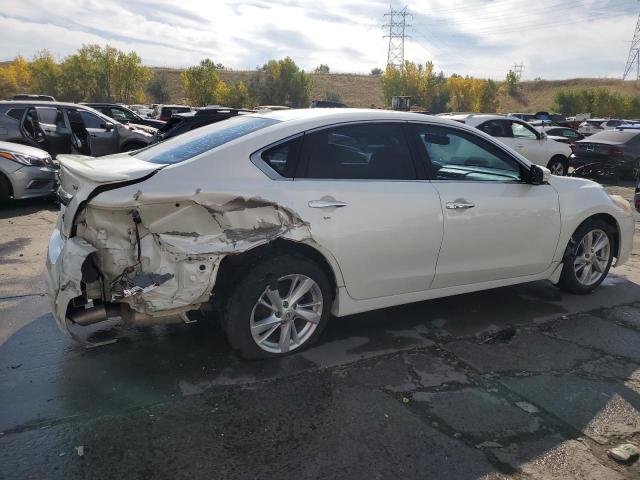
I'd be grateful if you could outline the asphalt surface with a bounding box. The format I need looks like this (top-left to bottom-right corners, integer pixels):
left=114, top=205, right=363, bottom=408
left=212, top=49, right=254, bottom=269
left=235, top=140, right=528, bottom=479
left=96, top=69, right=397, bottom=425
left=1, top=184, right=640, bottom=480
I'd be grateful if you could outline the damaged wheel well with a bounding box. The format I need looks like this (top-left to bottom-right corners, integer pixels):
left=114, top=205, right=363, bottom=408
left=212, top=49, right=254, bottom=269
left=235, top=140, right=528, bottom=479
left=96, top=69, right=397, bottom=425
left=212, top=239, right=338, bottom=309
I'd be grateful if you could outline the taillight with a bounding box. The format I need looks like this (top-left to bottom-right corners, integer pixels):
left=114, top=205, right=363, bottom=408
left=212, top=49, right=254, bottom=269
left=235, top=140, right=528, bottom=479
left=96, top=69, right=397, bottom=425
left=610, top=147, right=623, bottom=157
left=159, top=116, right=169, bottom=121
left=635, top=197, right=640, bottom=211
left=569, top=144, right=576, bottom=151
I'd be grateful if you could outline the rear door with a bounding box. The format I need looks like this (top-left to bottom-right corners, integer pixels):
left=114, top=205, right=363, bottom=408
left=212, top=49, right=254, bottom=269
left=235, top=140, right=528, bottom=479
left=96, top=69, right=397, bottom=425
left=76, top=110, right=119, bottom=156
left=285, top=122, right=444, bottom=300
left=411, top=123, right=561, bottom=288
left=34, top=106, right=72, bottom=156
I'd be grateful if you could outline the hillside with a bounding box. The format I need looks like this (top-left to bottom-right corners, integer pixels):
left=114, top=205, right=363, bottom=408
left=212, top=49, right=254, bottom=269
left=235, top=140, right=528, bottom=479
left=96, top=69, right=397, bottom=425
left=155, top=67, right=639, bottom=112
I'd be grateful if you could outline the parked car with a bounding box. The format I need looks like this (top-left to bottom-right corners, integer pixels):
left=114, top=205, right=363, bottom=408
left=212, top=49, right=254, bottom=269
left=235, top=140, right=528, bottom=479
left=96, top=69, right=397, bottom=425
left=635, top=181, right=640, bottom=212
left=0, top=140, right=57, bottom=205
left=12, top=94, right=55, bottom=101
left=153, top=104, right=193, bottom=121
left=0, top=101, right=155, bottom=157
left=578, top=119, right=623, bottom=136
left=83, top=103, right=165, bottom=129
left=570, top=129, right=640, bottom=180
left=310, top=100, right=348, bottom=108
left=46, top=109, right=634, bottom=358
left=154, top=107, right=255, bottom=142
left=535, top=126, right=585, bottom=144
left=444, top=114, right=572, bottom=175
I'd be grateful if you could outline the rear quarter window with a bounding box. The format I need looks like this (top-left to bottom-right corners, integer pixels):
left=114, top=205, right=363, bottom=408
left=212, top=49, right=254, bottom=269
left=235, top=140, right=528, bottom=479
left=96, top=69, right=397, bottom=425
left=6, top=108, right=25, bottom=121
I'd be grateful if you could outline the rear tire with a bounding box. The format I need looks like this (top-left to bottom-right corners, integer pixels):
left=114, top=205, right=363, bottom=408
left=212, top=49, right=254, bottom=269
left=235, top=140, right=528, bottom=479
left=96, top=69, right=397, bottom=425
left=221, top=254, right=332, bottom=359
left=547, top=156, right=567, bottom=176
left=557, top=219, right=615, bottom=294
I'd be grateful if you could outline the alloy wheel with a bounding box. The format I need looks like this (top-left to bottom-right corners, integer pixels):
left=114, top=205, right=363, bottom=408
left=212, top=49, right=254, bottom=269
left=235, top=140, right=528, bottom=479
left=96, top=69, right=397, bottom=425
left=573, top=229, right=611, bottom=287
left=250, top=274, right=323, bottom=354
left=550, top=161, right=565, bottom=176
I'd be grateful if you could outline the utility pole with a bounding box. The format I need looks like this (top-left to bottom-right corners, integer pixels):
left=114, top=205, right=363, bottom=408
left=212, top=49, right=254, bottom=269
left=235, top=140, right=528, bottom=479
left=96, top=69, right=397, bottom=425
left=383, top=7, right=412, bottom=69
left=623, top=9, right=640, bottom=80
left=512, top=62, right=525, bottom=80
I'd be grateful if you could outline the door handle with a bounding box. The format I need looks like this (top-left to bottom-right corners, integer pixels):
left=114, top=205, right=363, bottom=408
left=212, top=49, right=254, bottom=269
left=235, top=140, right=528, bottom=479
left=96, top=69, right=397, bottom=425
left=446, top=201, right=475, bottom=210
left=308, top=199, right=347, bottom=208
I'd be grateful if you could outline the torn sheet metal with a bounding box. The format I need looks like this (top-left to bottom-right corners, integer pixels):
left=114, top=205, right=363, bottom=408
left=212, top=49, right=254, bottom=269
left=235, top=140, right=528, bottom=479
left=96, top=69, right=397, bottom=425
left=69, top=194, right=312, bottom=320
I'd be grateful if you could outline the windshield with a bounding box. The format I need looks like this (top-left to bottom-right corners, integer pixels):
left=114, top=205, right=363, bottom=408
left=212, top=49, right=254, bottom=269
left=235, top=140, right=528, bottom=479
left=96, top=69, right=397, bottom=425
left=133, top=115, right=279, bottom=164
left=586, top=130, right=639, bottom=143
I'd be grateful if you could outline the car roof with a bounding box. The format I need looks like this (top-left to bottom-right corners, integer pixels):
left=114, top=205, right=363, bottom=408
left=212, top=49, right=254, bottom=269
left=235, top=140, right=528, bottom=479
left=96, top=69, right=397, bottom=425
left=437, top=113, right=518, bottom=125
left=251, top=108, right=455, bottom=123
left=0, top=100, right=98, bottom=109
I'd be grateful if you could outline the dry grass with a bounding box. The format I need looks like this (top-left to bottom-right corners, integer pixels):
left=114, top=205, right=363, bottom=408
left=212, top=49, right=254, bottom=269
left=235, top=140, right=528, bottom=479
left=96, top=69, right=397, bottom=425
left=154, top=67, right=639, bottom=112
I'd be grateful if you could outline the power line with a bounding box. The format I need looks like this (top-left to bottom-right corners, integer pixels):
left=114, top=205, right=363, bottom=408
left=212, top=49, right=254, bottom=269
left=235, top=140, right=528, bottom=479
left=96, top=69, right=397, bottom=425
left=623, top=6, right=640, bottom=80
left=513, top=63, right=524, bottom=80
left=383, top=6, right=412, bottom=68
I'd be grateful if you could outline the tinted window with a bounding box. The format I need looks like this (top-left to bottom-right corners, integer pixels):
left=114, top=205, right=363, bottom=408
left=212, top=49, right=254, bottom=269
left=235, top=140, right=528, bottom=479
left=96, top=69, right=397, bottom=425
left=511, top=122, right=538, bottom=139
left=161, top=107, right=191, bottom=116
left=78, top=111, right=105, bottom=129
left=259, top=137, right=302, bottom=177
left=302, top=123, right=415, bottom=180
left=6, top=108, right=25, bottom=121
left=134, top=116, right=278, bottom=164
left=413, top=124, right=522, bottom=182
left=477, top=120, right=512, bottom=138
left=106, top=107, right=137, bottom=122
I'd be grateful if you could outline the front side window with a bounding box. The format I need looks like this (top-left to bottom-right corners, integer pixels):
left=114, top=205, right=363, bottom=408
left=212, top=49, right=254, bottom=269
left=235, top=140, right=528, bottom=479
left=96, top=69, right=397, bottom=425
left=477, top=120, right=512, bottom=138
left=511, top=122, right=538, bottom=140
left=301, top=123, right=416, bottom=180
left=134, top=115, right=279, bottom=165
left=106, top=107, right=136, bottom=122
left=413, top=124, right=523, bottom=182
left=78, top=111, right=105, bottom=129
left=6, top=108, right=25, bottom=121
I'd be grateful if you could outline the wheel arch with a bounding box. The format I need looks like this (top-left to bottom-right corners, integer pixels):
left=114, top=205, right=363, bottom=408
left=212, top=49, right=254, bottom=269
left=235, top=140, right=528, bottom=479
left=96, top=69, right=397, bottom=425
left=547, top=154, right=568, bottom=171
left=570, top=213, right=621, bottom=259
left=213, top=238, right=342, bottom=307
left=0, top=169, right=14, bottom=199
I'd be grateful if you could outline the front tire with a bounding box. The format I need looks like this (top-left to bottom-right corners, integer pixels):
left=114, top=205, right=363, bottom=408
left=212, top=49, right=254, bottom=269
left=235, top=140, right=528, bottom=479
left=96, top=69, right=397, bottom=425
left=222, top=254, right=332, bottom=359
left=547, top=156, right=567, bottom=176
left=558, top=219, right=615, bottom=294
left=0, top=174, right=11, bottom=207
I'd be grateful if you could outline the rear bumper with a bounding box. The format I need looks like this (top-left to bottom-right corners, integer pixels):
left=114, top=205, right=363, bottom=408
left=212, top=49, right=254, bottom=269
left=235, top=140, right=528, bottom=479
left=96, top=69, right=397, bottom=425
left=45, top=222, right=97, bottom=336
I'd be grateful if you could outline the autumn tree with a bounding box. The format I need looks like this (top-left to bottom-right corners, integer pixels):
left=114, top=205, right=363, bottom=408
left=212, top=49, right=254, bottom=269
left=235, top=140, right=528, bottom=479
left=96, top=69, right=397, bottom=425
left=147, top=71, right=170, bottom=103
left=30, top=50, right=60, bottom=97
left=181, top=59, right=227, bottom=106
left=251, top=57, right=311, bottom=107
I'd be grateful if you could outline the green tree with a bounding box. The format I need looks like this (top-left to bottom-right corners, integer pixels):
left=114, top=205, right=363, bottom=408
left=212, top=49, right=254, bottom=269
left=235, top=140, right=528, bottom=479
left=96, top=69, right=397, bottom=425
left=381, top=61, right=452, bottom=113
left=314, top=64, right=330, bottom=73
left=370, top=67, right=383, bottom=76
left=181, top=59, right=227, bottom=106
left=505, top=69, right=518, bottom=96
left=30, top=50, right=61, bottom=97
left=147, top=71, right=170, bottom=103
left=112, top=51, right=151, bottom=103
left=222, top=81, right=253, bottom=108
left=252, top=57, right=311, bottom=107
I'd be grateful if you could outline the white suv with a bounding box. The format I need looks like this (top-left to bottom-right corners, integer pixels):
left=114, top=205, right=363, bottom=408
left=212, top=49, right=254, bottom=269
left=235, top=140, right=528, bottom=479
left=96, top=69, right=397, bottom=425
left=440, top=114, right=572, bottom=176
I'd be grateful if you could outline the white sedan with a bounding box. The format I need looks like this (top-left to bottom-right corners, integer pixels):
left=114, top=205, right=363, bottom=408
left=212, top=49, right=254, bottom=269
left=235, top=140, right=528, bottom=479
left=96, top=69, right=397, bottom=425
left=46, top=109, right=635, bottom=358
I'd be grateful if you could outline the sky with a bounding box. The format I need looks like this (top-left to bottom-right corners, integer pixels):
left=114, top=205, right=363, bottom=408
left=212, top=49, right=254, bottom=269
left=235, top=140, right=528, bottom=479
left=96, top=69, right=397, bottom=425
left=0, top=0, right=638, bottom=79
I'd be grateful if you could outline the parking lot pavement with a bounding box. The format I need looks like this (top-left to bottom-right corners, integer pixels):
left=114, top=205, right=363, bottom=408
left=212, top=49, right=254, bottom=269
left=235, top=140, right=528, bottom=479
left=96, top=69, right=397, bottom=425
left=1, top=189, right=640, bottom=479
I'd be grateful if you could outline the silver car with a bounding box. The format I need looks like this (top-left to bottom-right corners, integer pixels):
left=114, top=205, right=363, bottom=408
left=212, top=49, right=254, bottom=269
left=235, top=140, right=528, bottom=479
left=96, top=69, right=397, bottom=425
left=0, top=141, right=57, bottom=204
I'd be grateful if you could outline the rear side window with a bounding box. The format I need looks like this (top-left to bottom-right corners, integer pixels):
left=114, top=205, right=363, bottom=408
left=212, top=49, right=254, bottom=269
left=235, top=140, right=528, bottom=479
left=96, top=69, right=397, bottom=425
left=134, top=116, right=279, bottom=164
left=260, top=137, right=302, bottom=178
left=6, top=108, right=25, bottom=121
left=301, top=123, right=416, bottom=180
left=477, top=120, right=511, bottom=138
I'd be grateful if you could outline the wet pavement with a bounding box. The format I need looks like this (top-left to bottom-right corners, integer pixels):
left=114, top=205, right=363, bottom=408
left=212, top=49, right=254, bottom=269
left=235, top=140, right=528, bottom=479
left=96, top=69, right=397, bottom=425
left=1, top=191, right=640, bottom=479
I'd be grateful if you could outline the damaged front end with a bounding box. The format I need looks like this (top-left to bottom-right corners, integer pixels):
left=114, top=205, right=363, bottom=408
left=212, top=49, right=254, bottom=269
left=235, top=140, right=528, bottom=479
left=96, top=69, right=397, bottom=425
left=46, top=185, right=311, bottom=340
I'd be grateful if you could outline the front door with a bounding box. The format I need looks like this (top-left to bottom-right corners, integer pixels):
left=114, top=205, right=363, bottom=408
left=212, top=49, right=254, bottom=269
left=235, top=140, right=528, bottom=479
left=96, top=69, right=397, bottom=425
left=510, top=120, right=547, bottom=165
left=75, top=110, right=119, bottom=156
left=411, top=123, right=561, bottom=289
left=285, top=122, right=444, bottom=300
left=34, top=106, right=72, bottom=157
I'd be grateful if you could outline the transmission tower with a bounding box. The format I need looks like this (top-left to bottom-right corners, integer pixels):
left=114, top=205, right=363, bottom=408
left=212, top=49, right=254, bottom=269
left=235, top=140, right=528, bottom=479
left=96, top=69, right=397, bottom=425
left=513, top=63, right=525, bottom=80
left=383, top=7, right=412, bottom=68
left=623, top=10, right=640, bottom=80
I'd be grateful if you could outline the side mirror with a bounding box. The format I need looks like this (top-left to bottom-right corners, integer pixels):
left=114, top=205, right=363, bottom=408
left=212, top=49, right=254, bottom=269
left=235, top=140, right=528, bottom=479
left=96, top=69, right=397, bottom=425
left=529, top=164, right=551, bottom=185
left=100, top=122, right=115, bottom=131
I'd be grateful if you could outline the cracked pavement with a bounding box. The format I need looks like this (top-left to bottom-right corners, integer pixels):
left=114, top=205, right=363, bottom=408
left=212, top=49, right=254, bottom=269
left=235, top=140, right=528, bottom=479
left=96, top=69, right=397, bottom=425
left=1, top=184, right=640, bottom=479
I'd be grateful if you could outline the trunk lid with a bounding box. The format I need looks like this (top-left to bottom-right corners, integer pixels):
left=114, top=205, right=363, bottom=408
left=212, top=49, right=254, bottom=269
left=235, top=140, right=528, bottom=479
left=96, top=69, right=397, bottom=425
left=57, top=152, right=164, bottom=237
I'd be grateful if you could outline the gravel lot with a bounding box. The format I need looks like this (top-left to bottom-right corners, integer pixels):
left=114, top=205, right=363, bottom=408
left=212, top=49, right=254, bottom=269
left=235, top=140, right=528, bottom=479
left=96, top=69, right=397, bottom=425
left=1, top=182, right=639, bottom=479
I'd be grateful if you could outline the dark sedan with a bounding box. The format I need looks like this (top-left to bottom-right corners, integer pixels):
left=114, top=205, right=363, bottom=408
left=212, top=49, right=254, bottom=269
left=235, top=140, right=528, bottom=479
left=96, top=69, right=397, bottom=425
left=154, top=107, right=254, bottom=142
left=570, top=129, right=640, bottom=180
left=635, top=181, right=640, bottom=212
left=83, top=103, right=165, bottom=129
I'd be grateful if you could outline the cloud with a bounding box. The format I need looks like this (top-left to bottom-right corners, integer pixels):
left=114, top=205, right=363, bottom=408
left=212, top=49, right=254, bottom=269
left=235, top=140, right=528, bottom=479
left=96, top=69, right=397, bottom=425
left=0, top=0, right=637, bottom=78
